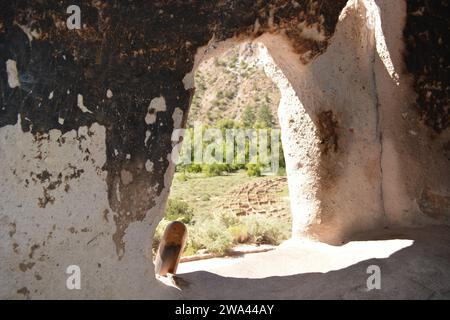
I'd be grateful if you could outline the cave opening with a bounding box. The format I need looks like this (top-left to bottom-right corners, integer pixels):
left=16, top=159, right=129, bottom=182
left=152, top=41, right=294, bottom=280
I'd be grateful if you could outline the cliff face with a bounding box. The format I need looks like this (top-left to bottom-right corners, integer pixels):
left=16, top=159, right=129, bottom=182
left=0, top=0, right=449, bottom=299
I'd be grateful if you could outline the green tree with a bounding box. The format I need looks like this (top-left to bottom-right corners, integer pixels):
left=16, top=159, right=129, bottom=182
left=256, top=104, right=273, bottom=128
left=241, top=106, right=255, bottom=128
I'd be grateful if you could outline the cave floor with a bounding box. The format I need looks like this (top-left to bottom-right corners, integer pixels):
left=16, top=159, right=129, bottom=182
left=172, top=226, right=450, bottom=299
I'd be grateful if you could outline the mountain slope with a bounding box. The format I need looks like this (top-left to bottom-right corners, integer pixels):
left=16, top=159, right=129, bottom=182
left=188, top=42, right=281, bottom=127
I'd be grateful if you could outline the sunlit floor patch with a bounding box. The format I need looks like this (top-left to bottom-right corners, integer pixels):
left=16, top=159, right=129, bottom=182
left=177, top=238, right=414, bottom=279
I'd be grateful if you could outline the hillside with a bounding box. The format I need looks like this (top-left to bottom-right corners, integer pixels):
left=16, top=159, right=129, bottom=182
left=188, top=42, right=281, bottom=127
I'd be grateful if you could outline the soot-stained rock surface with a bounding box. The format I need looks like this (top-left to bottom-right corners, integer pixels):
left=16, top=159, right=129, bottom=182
left=0, top=0, right=347, bottom=258
left=1, top=0, right=449, bottom=260
left=404, top=0, right=450, bottom=132
left=0, top=0, right=449, bottom=300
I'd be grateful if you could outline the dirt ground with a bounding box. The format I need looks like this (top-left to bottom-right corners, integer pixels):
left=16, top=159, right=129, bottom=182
left=168, top=226, right=450, bottom=299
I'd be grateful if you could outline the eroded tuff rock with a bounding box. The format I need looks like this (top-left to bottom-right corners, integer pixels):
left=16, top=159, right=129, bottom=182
left=404, top=0, right=450, bottom=132
left=0, top=0, right=347, bottom=257
left=0, top=0, right=449, bottom=299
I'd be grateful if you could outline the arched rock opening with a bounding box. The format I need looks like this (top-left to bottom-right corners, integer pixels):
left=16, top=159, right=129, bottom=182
left=0, top=0, right=449, bottom=299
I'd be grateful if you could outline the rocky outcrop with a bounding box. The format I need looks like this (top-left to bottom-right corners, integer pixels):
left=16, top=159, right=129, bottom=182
left=0, top=0, right=448, bottom=299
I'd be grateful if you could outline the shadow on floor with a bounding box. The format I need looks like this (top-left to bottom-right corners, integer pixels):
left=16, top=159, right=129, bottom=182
left=169, top=226, right=450, bottom=299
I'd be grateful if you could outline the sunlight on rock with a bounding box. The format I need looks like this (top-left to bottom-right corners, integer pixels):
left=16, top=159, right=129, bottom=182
left=177, top=239, right=414, bottom=278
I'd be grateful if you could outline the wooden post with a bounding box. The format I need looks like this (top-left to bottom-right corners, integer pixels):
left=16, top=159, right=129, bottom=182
left=154, top=221, right=187, bottom=276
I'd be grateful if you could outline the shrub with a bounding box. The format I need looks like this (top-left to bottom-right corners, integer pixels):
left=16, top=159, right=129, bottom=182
left=225, top=90, right=235, bottom=100
left=165, top=199, right=194, bottom=224
left=203, top=163, right=224, bottom=177
left=176, top=172, right=188, bottom=182
left=226, top=164, right=240, bottom=173
left=201, top=194, right=211, bottom=201
left=186, top=164, right=203, bottom=173
left=218, top=210, right=240, bottom=227
left=188, top=218, right=233, bottom=255
left=217, top=118, right=237, bottom=131
left=231, top=163, right=245, bottom=171
left=241, top=215, right=290, bottom=245
left=182, top=243, right=198, bottom=256
left=228, top=224, right=249, bottom=243
left=246, top=163, right=261, bottom=177
left=204, top=231, right=233, bottom=255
